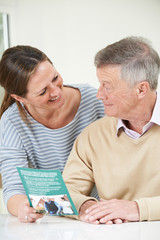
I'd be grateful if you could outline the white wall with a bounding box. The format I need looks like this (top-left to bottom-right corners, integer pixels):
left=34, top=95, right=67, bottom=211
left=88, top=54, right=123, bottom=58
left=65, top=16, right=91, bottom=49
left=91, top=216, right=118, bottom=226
left=0, top=0, right=160, bottom=91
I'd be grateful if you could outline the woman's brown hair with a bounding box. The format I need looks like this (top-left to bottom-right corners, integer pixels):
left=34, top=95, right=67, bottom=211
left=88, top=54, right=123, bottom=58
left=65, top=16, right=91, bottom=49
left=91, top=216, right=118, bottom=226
left=0, top=45, right=52, bottom=121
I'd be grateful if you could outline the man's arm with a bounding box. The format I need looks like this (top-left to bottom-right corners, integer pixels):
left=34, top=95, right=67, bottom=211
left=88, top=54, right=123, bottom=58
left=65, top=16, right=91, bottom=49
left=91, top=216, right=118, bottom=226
left=63, top=133, right=98, bottom=213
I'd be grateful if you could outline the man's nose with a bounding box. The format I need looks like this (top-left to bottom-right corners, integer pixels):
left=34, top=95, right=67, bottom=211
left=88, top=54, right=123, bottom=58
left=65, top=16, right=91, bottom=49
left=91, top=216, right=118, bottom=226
left=97, top=85, right=107, bottom=100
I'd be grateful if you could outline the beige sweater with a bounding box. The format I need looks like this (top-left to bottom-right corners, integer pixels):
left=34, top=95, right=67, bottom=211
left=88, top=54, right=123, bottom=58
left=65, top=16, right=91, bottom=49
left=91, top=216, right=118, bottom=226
left=63, top=116, right=160, bottom=221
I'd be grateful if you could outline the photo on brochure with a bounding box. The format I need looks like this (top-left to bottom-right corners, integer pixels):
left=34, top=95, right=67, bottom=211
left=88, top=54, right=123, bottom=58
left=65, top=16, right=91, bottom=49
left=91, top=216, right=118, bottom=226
left=17, top=167, right=78, bottom=216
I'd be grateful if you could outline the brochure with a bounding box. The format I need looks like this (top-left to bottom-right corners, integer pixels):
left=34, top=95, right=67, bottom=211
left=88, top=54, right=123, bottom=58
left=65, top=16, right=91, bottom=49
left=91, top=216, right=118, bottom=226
left=17, top=167, right=78, bottom=216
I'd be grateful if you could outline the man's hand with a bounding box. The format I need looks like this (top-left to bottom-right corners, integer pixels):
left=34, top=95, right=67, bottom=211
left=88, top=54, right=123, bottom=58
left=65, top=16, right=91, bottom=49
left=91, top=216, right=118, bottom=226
left=79, top=200, right=100, bottom=224
left=79, top=198, right=139, bottom=224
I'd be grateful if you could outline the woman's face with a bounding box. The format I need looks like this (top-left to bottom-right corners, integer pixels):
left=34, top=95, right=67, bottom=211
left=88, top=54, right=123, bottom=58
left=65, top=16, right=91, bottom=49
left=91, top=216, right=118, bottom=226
left=22, top=60, right=65, bottom=113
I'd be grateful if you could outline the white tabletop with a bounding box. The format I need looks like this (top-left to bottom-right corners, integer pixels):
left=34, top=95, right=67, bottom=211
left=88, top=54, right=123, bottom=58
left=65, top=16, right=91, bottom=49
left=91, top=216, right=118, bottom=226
left=0, top=214, right=160, bottom=240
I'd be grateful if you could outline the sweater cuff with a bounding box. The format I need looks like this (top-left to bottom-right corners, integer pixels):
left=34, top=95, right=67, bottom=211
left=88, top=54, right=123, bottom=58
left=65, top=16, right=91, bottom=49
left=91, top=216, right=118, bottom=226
left=73, top=194, right=97, bottom=212
left=135, top=199, right=149, bottom=221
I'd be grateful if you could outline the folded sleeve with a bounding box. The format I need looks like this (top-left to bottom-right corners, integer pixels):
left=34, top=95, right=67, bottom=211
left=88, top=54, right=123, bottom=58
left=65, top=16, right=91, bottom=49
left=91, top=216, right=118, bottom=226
left=136, top=196, right=160, bottom=221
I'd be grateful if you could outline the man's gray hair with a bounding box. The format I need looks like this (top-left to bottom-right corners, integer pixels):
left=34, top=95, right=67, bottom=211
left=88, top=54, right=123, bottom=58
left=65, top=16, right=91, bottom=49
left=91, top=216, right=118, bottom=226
left=94, top=36, right=160, bottom=90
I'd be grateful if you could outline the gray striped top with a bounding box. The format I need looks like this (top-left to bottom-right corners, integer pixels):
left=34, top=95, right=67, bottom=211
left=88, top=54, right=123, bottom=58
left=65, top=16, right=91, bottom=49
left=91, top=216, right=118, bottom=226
left=0, top=84, right=104, bottom=206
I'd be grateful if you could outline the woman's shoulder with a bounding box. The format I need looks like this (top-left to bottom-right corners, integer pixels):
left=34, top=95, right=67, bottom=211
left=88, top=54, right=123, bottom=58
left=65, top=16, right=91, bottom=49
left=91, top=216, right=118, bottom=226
left=0, top=103, right=22, bottom=142
left=1, top=103, right=19, bottom=121
left=71, top=83, right=99, bottom=99
left=65, top=83, right=97, bottom=92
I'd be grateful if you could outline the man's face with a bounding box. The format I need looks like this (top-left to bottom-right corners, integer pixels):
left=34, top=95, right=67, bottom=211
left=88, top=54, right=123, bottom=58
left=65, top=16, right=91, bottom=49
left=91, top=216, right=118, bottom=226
left=96, top=65, right=138, bottom=119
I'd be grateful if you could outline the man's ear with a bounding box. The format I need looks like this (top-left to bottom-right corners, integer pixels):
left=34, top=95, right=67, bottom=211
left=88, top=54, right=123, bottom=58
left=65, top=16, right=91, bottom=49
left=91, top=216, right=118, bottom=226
left=11, top=94, right=25, bottom=104
left=136, top=81, right=149, bottom=99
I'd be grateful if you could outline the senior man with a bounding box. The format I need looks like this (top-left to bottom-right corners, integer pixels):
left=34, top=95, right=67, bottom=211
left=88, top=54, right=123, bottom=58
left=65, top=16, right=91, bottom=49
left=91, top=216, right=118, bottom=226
left=63, top=36, right=160, bottom=224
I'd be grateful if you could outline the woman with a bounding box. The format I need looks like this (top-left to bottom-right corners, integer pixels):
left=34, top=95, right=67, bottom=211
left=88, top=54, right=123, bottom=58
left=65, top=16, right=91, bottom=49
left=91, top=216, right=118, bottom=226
left=0, top=45, right=104, bottom=222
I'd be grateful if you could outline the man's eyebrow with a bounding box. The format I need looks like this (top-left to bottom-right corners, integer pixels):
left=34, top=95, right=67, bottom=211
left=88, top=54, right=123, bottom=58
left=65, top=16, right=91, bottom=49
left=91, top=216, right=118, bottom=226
left=99, top=80, right=111, bottom=84
left=104, top=81, right=111, bottom=84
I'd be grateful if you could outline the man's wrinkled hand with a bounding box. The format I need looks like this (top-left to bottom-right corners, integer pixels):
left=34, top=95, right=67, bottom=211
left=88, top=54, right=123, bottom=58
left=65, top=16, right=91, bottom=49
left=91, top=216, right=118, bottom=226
left=79, top=198, right=139, bottom=224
